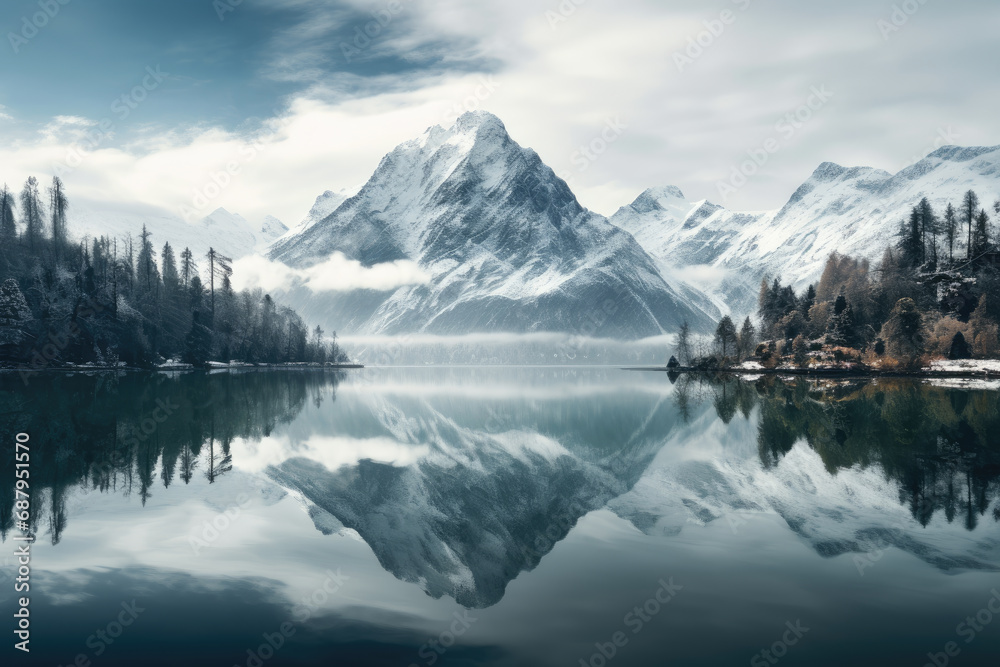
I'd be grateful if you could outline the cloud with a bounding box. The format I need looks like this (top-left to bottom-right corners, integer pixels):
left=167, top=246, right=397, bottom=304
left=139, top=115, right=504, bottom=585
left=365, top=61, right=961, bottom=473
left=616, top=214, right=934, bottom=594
left=0, top=0, right=998, bottom=226
left=231, top=252, right=431, bottom=294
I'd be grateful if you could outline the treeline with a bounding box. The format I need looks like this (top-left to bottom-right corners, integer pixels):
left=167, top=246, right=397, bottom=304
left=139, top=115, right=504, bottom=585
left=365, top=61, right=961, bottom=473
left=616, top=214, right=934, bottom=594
left=701, top=377, right=1000, bottom=529
left=0, top=371, right=339, bottom=543
left=679, top=190, right=1000, bottom=370
left=0, top=176, right=347, bottom=368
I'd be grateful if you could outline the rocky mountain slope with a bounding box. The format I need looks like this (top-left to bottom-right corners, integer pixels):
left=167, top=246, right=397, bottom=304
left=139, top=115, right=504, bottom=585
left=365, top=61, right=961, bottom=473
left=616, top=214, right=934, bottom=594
left=611, top=145, right=1000, bottom=315
left=268, top=111, right=720, bottom=337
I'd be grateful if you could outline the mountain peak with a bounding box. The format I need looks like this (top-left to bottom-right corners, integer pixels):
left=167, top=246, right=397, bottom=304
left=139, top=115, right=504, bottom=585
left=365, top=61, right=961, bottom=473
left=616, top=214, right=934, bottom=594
left=629, top=186, right=686, bottom=213
left=261, top=215, right=288, bottom=238
left=453, top=110, right=507, bottom=135
left=925, top=145, right=1000, bottom=163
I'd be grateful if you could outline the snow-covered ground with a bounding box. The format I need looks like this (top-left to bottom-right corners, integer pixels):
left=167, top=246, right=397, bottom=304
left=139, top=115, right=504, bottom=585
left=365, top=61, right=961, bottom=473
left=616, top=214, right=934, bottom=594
left=929, top=359, right=1000, bottom=374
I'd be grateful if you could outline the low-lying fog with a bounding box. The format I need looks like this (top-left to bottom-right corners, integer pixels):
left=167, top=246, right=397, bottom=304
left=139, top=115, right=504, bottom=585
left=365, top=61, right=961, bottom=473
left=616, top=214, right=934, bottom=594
left=339, top=333, right=682, bottom=366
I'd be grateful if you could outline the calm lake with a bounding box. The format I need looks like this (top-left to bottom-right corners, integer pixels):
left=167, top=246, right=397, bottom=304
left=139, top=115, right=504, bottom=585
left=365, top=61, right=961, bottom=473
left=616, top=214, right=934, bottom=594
left=2, top=368, right=999, bottom=666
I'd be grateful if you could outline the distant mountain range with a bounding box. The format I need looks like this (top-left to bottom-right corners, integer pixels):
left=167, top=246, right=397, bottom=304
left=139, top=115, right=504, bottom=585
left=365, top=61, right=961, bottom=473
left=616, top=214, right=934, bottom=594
left=611, top=146, right=1000, bottom=315
left=71, top=199, right=288, bottom=262
left=70, top=112, right=1000, bottom=337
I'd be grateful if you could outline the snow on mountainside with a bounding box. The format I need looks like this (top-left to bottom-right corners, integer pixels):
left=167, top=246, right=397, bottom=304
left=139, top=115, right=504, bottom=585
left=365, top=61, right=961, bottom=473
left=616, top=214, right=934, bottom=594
left=278, top=188, right=355, bottom=242
left=612, top=145, right=1000, bottom=315
left=261, top=215, right=289, bottom=238
left=270, top=111, right=720, bottom=337
left=70, top=200, right=285, bottom=261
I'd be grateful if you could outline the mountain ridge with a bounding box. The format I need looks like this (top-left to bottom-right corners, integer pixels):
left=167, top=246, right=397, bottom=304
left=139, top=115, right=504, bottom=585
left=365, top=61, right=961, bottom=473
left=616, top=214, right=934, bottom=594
left=611, top=143, right=1000, bottom=315
left=269, top=111, right=721, bottom=337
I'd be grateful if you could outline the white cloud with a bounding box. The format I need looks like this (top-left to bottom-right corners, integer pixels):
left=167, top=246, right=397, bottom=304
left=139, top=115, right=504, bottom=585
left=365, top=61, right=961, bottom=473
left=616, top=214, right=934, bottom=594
left=0, top=0, right=997, bottom=227
left=231, top=252, right=430, bottom=294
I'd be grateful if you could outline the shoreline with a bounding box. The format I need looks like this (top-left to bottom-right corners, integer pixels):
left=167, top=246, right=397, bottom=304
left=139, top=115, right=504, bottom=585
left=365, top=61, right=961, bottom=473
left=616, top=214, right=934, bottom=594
left=2, top=363, right=365, bottom=374
left=623, top=366, right=1000, bottom=380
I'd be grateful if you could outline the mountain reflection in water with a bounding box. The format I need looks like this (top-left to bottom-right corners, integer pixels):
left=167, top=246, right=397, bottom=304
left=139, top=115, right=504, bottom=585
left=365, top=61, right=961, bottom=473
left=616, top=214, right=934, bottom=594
left=1, top=368, right=998, bottom=666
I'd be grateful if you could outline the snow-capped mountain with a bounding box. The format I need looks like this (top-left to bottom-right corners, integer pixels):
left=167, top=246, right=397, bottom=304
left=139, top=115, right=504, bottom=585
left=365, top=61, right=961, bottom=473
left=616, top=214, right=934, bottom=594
left=611, top=145, right=1000, bottom=315
left=280, top=188, right=353, bottom=241
left=263, top=375, right=691, bottom=608
left=261, top=215, right=289, bottom=239
left=70, top=199, right=286, bottom=262
left=269, top=111, right=720, bottom=337
left=257, top=376, right=1000, bottom=608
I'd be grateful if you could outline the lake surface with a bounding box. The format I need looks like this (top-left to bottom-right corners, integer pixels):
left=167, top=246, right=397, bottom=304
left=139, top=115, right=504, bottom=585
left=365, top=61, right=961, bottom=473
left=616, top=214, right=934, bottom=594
left=2, top=368, right=999, bottom=666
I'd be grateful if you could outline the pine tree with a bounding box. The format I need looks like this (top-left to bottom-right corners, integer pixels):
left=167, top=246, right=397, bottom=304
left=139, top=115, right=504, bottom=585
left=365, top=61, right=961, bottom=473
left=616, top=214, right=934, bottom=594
left=963, top=190, right=980, bottom=260
left=136, top=225, right=160, bottom=291
left=675, top=321, right=693, bottom=366
left=799, top=284, right=816, bottom=318
left=311, top=325, right=326, bottom=363
left=0, top=185, right=16, bottom=242
left=792, top=334, right=808, bottom=368
left=899, top=207, right=923, bottom=267
left=206, top=247, right=232, bottom=325
left=183, top=310, right=213, bottom=366
left=919, top=197, right=938, bottom=266
left=161, top=243, right=179, bottom=292
left=180, top=247, right=197, bottom=289
left=738, top=316, right=757, bottom=360
left=0, top=185, right=16, bottom=275
left=19, top=177, right=44, bottom=252
left=880, top=298, right=925, bottom=367
left=715, top=315, right=738, bottom=361
left=48, top=176, right=68, bottom=258
left=827, top=294, right=856, bottom=346
left=971, top=209, right=991, bottom=257
left=0, top=279, right=31, bottom=355
left=944, top=202, right=959, bottom=264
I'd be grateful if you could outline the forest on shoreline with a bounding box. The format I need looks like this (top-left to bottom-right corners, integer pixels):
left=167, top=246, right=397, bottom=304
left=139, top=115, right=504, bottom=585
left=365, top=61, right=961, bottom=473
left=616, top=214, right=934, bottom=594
left=0, top=177, right=347, bottom=372
left=675, top=190, right=1000, bottom=373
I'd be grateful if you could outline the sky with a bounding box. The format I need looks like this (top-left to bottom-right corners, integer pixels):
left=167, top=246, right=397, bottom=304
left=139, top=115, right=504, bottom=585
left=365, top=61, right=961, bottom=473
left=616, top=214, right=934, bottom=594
left=1, top=0, right=998, bottom=228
